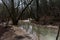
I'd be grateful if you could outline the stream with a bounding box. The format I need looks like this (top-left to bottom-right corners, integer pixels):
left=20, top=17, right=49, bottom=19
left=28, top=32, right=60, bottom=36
left=18, top=22, right=60, bottom=40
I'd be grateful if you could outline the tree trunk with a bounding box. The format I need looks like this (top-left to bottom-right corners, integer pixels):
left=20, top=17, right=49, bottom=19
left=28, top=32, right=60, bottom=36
left=12, top=20, right=18, bottom=25
left=56, top=26, right=60, bottom=40
left=35, top=0, right=40, bottom=22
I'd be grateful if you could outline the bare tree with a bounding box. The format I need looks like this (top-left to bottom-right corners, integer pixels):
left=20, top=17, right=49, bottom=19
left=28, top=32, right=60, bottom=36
left=1, top=0, right=33, bottom=25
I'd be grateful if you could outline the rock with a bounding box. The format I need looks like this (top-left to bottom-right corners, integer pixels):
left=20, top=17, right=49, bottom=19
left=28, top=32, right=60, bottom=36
left=0, top=25, right=32, bottom=40
left=12, top=25, right=27, bottom=36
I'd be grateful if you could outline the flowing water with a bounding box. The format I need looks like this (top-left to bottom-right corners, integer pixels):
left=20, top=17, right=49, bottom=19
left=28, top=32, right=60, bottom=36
left=18, top=22, right=60, bottom=40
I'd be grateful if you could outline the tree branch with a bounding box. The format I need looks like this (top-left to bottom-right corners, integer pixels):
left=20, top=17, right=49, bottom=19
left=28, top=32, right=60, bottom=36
left=16, top=0, right=20, bottom=14
left=1, top=0, right=13, bottom=19
left=17, top=0, right=33, bottom=20
left=56, top=26, right=60, bottom=40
